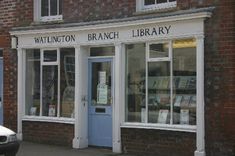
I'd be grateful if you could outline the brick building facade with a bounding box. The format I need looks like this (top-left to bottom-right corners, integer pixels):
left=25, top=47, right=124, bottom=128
left=1, top=0, right=234, bottom=156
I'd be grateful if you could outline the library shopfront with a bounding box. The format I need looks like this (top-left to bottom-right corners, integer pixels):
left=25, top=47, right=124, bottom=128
left=11, top=10, right=211, bottom=156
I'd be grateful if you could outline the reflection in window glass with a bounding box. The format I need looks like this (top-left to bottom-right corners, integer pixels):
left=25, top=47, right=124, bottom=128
left=148, top=62, right=170, bottom=124
left=44, top=50, right=57, bottom=62
left=41, top=0, right=49, bottom=17
left=41, top=0, right=61, bottom=17
left=125, top=44, right=146, bottom=122
left=60, top=48, right=75, bottom=118
left=149, top=43, right=169, bottom=58
left=125, top=38, right=197, bottom=127
left=59, top=0, right=62, bottom=14
left=91, top=61, right=112, bottom=106
left=157, top=0, right=167, bottom=4
left=50, top=0, right=58, bottom=16
left=90, top=46, right=115, bottom=56
left=145, top=0, right=155, bottom=5
left=25, top=49, right=41, bottom=116
left=42, top=66, right=58, bottom=117
left=173, top=39, right=196, bottom=125
left=25, top=48, right=75, bottom=118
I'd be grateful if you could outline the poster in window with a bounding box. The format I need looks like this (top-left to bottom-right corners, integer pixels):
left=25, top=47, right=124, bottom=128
left=99, top=71, right=106, bottom=84
left=48, top=104, right=56, bottom=117
left=97, top=84, right=108, bottom=105
left=30, top=107, right=37, bottom=116
left=180, top=109, right=189, bottom=125
left=158, top=109, right=169, bottom=124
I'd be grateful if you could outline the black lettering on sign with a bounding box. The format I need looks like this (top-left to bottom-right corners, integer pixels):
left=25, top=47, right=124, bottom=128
left=34, top=35, right=76, bottom=44
left=132, top=25, right=171, bottom=38
left=88, top=32, right=119, bottom=41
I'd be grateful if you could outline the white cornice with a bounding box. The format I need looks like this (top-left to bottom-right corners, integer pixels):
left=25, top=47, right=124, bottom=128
left=10, top=11, right=212, bottom=36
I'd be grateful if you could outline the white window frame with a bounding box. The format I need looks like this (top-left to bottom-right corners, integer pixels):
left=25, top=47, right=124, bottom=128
left=40, top=48, right=60, bottom=117
left=23, top=48, right=76, bottom=122
left=136, top=0, right=177, bottom=12
left=34, top=0, right=62, bottom=22
left=123, top=38, right=197, bottom=132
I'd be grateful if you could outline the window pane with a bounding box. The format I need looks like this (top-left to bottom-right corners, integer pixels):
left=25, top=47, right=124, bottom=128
left=60, top=48, right=75, bottom=118
left=0, top=49, right=3, bottom=57
left=149, top=43, right=169, bottom=58
left=145, top=0, right=155, bottom=5
left=148, top=62, right=170, bottom=124
left=59, top=0, right=62, bottom=14
left=25, top=49, right=41, bottom=116
left=91, top=61, right=112, bottom=106
left=42, top=66, right=58, bottom=117
left=50, top=0, right=58, bottom=16
left=41, top=0, right=49, bottom=17
left=157, top=0, right=167, bottom=4
left=125, top=44, right=146, bottom=122
left=90, top=46, right=115, bottom=56
left=169, top=0, right=176, bottom=2
left=173, top=39, right=196, bottom=125
left=44, top=50, right=57, bottom=62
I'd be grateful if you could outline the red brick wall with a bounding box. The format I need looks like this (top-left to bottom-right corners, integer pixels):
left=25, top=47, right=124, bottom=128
left=121, top=128, right=196, bottom=156
left=0, top=0, right=33, bottom=131
left=204, top=0, right=235, bottom=155
left=62, top=0, right=136, bottom=22
left=22, top=121, right=74, bottom=146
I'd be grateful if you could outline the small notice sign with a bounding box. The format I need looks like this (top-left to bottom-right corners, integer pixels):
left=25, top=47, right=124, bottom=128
left=97, top=84, right=108, bottom=104
left=99, top=71, right=106, bottom=84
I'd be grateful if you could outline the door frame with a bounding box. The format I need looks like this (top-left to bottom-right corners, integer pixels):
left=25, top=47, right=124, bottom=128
left=87, top=57, right=114, bottom=147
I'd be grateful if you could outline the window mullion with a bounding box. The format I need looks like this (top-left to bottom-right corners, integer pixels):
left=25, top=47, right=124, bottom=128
left=48, top=0, right=51, bottom=16
left=169, top=41, right=173, bottom=125
left=145, top=43, right=149, bottom=123
left=57, top=49, right=60, bottom=117
left=40, top=50, right=43, bottom=116
left=57, top=0, right=59, bottom=15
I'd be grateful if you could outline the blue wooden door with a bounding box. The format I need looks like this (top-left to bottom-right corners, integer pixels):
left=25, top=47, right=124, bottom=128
left=0, top=58, right=3, bottom=125
left=88, top=58, right=113, bottom=147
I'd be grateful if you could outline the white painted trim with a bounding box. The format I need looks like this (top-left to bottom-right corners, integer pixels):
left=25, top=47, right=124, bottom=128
left=74, top=46, right=89, bottom=149
left=194, top=36, right=205, bottom=156
left=140, top=1, right=177, bottom=12
left=17, top=48, right=23, bottom=140
left=34, top=0, right=63, bottom=22
left=73, top=46, right=80, bottom=148
left=40, top=15, right=63, bottom=22
left=22, top=116, right=75, bottom=124
left=113, top=43, right=122, bottom=153
left=11, top=12, right=211, bottom=36
left=121, top=123, right=196, bottom=133
left=33, top=0, right=40, bottom=22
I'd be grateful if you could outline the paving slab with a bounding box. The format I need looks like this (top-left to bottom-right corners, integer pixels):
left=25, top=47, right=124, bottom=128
left=16, top=142, right=129, bottom=156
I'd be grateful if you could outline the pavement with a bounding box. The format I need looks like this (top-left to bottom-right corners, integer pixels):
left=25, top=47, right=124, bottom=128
left=16, top=142, right=131, bottom=156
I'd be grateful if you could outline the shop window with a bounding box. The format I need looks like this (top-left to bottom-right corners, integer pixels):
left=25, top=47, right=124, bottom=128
left=136, top=0, right=177, bottom=12
left=34, top=0, right=62, bottom=22
left=125, top=38, right=196, bottom=127
left=125, top=44, right=146, bottom=122
left=25, top=48, right=75, bottom=118
left=90, top=46, right=115, bottom=56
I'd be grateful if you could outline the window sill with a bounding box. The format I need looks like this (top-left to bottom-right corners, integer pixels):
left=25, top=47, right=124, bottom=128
left=40, top=15, right=63, bottom=22
left=135, top=2, right=177, bottom=15
left=121, top=122, right=196, bottom=133
left=22, top=116, right=75, bottom=124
